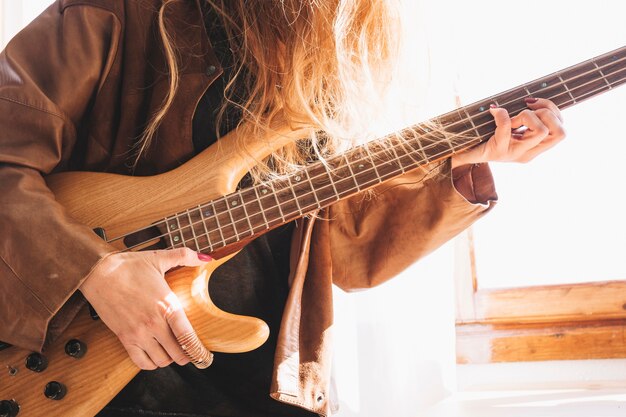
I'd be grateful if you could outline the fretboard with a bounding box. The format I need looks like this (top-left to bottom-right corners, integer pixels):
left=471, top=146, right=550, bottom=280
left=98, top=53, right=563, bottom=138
left=156, top=45, right=626, bottom=254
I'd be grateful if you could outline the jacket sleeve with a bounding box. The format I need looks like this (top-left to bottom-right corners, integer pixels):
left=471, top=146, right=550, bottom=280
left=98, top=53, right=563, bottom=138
left=0, top=2, right=121, bottom=351
left=329, top=160, right=497, bottom=290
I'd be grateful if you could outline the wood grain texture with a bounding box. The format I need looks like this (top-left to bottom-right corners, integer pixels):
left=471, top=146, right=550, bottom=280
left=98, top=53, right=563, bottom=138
left=0, top=123, right=308, bottom=416
left=472, top=281, right=626, bottom=324
left=0, top=307, right=134, bottom=416
left=45, top=124, right=310, bottom=246
left=456, top=319, right=626, bottom=364
left=0, top=261, right=270, bottom=416
left=456, top=271, right=626, bottom=364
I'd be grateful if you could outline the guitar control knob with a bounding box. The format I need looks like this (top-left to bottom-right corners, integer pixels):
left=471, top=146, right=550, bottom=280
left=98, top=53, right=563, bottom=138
left=0, top=400, right=20, bottom=417
left=44, top=381, right=66, bottom=400
left=64, top=339, right=87, bottom=359
left=25, top=353, right=48, bottom=372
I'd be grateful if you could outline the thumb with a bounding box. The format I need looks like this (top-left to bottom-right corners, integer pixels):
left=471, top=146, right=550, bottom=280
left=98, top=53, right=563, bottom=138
left=153, top=248, right=212, bottom=272
left=489, top=106, right=512, bottom=131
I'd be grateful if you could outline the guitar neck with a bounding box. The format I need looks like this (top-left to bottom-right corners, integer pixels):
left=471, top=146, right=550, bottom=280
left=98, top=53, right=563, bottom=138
left=160, top=45, right=626, bottom=255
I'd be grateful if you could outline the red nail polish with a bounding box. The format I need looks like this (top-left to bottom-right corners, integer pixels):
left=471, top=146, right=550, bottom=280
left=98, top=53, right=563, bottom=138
left=197, top=253, right=213, bottom=262
left=512, top=133, right=524, bottom=139
left=489, top=104, right=497, bottom=109
left=525, top=97, right=539, bottom=104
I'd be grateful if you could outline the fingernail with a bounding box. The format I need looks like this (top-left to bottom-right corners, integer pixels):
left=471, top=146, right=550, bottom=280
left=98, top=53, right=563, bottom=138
left=197, top=253, right=213, bottom=262
left=512, top=133, right=524, bottom=139
left=489, top=104, right=498, bottom=109
left=525, top=97, right=539, bottom=104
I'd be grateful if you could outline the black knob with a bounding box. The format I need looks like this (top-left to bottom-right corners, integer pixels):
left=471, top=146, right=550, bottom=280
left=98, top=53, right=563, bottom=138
left=25, top=353, right=48, bottom=372
left=0, top=400, right=20, bottom=417
left=64, top=339, right=87, bottom=359
left=44, top=381, right=66, bottom=401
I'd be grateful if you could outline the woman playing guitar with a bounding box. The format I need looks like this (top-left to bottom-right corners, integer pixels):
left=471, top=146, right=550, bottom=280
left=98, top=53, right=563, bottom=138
left=0, top=1, right=564, bottom=415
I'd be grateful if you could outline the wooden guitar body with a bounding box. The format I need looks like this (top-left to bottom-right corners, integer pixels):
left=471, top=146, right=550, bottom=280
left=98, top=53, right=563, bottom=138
left=0, top=124, right=309, bottom=417
left=2, top=44, right=626, bottom=416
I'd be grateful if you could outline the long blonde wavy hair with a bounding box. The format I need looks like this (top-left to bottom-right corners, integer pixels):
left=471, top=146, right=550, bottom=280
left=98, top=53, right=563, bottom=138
left=136, top=0, right=402, bottom=179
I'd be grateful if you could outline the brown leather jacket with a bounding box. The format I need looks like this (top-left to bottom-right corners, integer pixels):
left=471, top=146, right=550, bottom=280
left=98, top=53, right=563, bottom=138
left=0, top=0, right=497, bottom=415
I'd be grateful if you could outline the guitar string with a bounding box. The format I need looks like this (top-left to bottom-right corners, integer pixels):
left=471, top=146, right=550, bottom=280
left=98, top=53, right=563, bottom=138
left=115, top=53, right=626, bottom=252
left=127, top=76, right=623, bottom=254
left=120, top=58, right=626, bottom=252
left=177, top=64, right=626, bottom=252
left=122, top=60, right=626, bottom=252
left=113, top=50, right=626, bottom=247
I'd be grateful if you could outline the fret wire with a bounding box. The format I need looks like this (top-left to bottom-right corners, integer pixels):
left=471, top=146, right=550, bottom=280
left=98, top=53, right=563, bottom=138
left=410, top=128, right=430, bottom=162
left=198, top=159, right=459, bottom=249
left=323, top=164, right=341, bottom=202
left=458, top=63, right=626, bottom=145
left=411, top=139, right=431, bottom=165
left=269, top=137, right=479, bottom=219
left=268, top=62, right=626, bottom=217
left=363, top=146, right=383, bottom=183
left=268, top=181, right=287, bottom=222
left=562, top=64, right=626, bottom=104
left=189, top=138, right=472, bottom=253
left=164, top=215, right=176, bottom=249
left=224, top=195, right=241, bottom=241
left=236, top=189, right=256, bottom=235
left=388, top=139, right=407, bottom=173
left=563, top=76, right=620, bottom=104
left=211, top=201, right=227, bottom=246
left=462, top=108, right=481, bottom=139
left=194, top=69, right=626, bottom=252
left=253, top=185, right=271, bottom=229
left=110, top=48, right=621, bottom=250
left=210, top=54, right=626, bottom=226
left=174, top=215, right=184, bottom=248
left=466, top=55, right=626, bottom=130
left=464, top=65, right=623, bottom=134
left=130, top=65, right=626, bottom=254
left=303, top=168, right=322, bottom=207
left=342, top=154, right=361, bottom=192
left=119, top=49, right=626, bottom=252
left=464, top=52, right=626, bottom=125
left=451, top=110, right=468, bottom=148
left=286, top=176, right=304, bottom=215
left=592, top=60, right=612, bottom=89
left=148, top=51, right=623, bottom=248
left=557, top=74, right=577, bottom=104
left=400, top=138, right=428, bottom=165
left=398, top=138, right=423, bottom=165
left=160, top=64, right=626, bottom=253
left=463, top=62, right=626, bottom=141
left=417, top=131, right=431, bottom=161
left=186, top=210, right=200, bottom=250
left=198, top=204, right=213, bottom=252
left=335, top=175, right=358, bottom=198
left=561, top=54, right=624, bottom=96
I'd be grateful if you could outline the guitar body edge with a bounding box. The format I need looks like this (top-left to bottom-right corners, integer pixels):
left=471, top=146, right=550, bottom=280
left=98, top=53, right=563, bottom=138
left=0, top=124, right=306, bottom=416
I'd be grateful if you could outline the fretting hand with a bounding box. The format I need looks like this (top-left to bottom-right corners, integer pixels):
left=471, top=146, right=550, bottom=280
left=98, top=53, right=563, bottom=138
left=451, top=98, right=566, bottom=168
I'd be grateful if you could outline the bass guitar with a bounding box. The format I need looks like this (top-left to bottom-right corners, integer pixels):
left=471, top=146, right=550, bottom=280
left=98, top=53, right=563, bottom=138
left=1, top=45, right=626, bottom=416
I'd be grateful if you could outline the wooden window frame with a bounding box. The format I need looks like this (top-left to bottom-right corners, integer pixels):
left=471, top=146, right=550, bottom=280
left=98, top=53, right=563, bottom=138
left=454, top=228, right=626, bottom=364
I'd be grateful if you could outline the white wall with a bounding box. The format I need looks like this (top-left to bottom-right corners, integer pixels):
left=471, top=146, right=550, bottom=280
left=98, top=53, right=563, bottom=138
left=0, top=0, right=53, bottom=49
